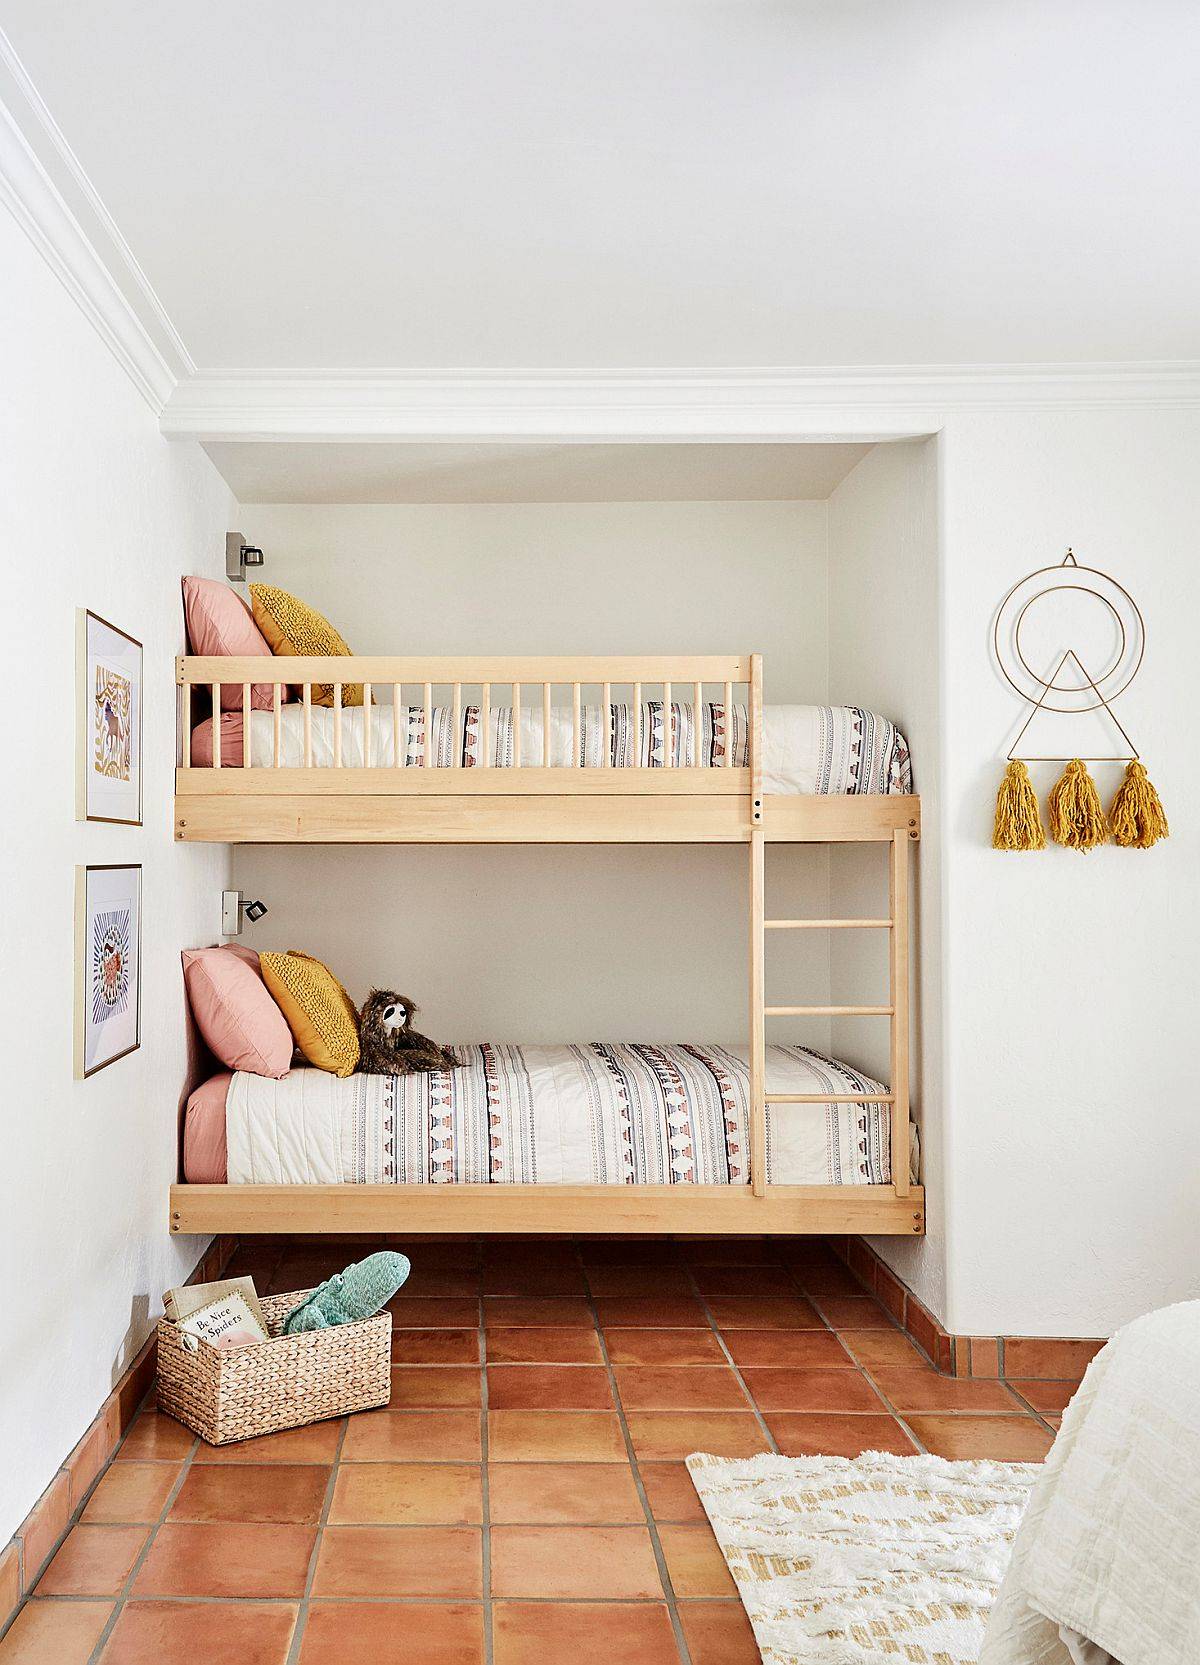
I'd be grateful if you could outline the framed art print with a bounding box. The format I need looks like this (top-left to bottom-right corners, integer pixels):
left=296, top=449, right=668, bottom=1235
left=75, top=865, right=142, bottom=1078
left=77, top=609, right=142, bottom=825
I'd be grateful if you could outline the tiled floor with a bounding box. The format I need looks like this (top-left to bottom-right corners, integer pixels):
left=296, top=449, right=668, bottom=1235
left=1, top=1237, right=1065, bottom=1664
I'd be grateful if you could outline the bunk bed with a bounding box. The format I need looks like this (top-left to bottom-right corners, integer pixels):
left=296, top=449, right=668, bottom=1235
left=171, top=652, right=923, bottom=1240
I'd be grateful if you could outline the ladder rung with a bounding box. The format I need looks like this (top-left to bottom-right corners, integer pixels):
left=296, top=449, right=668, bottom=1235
left=766, top=1092, right=895, bottom=1103
left=764, top=1005, right=894, bottom=1017
left=765, top=918, right=892, bottom=930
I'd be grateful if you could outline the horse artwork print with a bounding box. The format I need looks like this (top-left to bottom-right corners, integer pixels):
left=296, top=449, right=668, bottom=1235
left=93, top=668, right=132, bottom=782
left=78, top=610, right=141, bottom=823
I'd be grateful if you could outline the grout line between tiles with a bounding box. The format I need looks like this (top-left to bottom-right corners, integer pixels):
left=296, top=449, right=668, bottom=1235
left=284, top=1413, right=350, bottom=1665
left=479, top=1286, right=494, bottom=1665
left=800, top=1282, right=929, bottom=1455
left=683, top=1272, right=780, bottom=1456
left=580, top=1246, right=693, bottom=1665
left=1003, top=1383, right=1062, bottom=1437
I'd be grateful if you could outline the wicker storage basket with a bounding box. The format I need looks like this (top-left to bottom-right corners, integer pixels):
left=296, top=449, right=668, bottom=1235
left=156, top=1288, right=392, bottom=1445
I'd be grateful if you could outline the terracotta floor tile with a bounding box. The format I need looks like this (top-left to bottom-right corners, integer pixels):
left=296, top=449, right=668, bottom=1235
left=392, top=1271, right=482, bottom=1299
left=624, top=1412, right=767, bottom=1461
left=839, top=1329, right=934, bottom=1368
left=312, top=1526, right=483, bottom=1598
left=683, top=1240, right=780, bottom=1265
left=813, top=1297, right=895, bottom=1330
left=603, top=1328, right=726, bottom=1366
left=487, top=1365, right=615, bottom=1410
left=614, top=1367, right=748, bottom=1410
left=492, top=1601, right=678, bottom=1665
left=482, top=1267, right=589, bottom=1297
left=692, top=1267, right=797, bottom=1296
left=192, top=1420, right=344, bottom=1464
left=169, top=1462, right=329, bottom=1523
left=341, top=1409, right=482, bottom=1462
left=482, top=1298, right=595, bottom=1327
left=491, top=1525, right=662, bottom=1599
left=869, top=1369, right=1020, bottom=1413
left=792, top=1265, right=868, bottom=1298
left=82, top=1462, right=180, bottom=1523
left=392, top=1329, right=481, bottom=1365
left=299, top=1601, right=484, bottom=1665
left=36, top=1525, right=147, bottom=1596
left=99, top=1600, right=297, bottom=1665
left=640, top=1461, right=707, bottom=1522
left=658, top=1521, right=737, bottom=1597
left=132, top=1522, right=316, bottom=1598
left=1002, top=1338, right=1104, bottom=1380
left=722, top=1329, right=852, bottom=1369
left=742, top=1368, right=886, bottom=1413
left=114, top=1413, right=194, bottom=1462
left=593, top=1297, right=707, bottom=1328
left=908, top=1415, right=1054, bottom=1461
left=487, top=1411, right=627, bottom=1463
left=390, top=1367, right=482, bottom=1408
left=709, top=1297, right=823, bottom=1330
left=487, top=1327, right=603, bottom=1364
left=388, top=1299, right=480, bottom=1329
left=678, top=1599, right=761, bottom=1665
left=765, top=1412, right=918, bottom=1458
left=585, top=1267, right=696, bottom=1296
left=329, top=1463, right=483, bottom=1524
left=1008, top=1379, right=1079, bottom=1414
left=488, top=1462, right=643, bottom=1524
left=0, top=1599, right=113, bottom=1664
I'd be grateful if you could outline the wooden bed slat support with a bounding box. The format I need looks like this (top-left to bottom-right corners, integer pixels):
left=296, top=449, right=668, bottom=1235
left=333, top=684, right=342, bottom=769
left=211, top=685, right=221, bottom=768
left=273, top=682, right=282, bottom=768
left=302, top=685, right=312, bottom=768
left=481, top=683, right=491, bottom=766
left=242, top=684, right=251, bottom=770
left=362, top=684, right=372, bottom=768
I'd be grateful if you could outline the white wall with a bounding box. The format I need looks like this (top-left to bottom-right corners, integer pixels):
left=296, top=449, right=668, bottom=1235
left=0, top=208, right=234, bottom=1541
left=937, top=409, right=1200, bottom=1338
left=234, top=501, right=835, bottom=1045
left=827, top=440, right=944, bottom=1318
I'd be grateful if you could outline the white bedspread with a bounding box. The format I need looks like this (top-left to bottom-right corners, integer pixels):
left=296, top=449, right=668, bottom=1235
left=227, top=1041, right=913, bottom=1188
left=981, top=1301, right=1200, bottom=1665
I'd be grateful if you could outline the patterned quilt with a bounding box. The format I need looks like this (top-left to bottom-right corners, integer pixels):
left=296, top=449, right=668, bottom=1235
left=226, top=1042, right=906, bottom=1188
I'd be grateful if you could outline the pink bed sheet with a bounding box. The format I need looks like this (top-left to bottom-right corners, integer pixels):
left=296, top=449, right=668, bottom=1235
left=183, top=1071, right=231, bottom=1182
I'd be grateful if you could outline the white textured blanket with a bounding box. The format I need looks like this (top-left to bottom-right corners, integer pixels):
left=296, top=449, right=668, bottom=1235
left=981, top=1301, right=1200, bottom=1665
left=226, top=1042, right=910, bottom=1188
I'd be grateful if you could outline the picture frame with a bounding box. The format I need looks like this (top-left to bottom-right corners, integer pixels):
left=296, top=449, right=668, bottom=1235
left=77, top=609, right=142, bottom=825
left=75, top=865, right=142, bottom=1079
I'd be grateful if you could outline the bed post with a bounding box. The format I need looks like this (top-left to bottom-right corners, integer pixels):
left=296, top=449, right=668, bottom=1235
left=749, top=829, right=767, bottom=1197
left=888, top=829, right=911, bottom=1198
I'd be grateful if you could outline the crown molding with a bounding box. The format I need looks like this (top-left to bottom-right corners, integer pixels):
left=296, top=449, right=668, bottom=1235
left=0, top=58, right=180, bottom=411
left=160, top=363, right=1200, bottom=443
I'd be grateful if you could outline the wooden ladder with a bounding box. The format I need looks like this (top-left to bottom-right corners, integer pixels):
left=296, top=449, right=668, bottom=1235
left=748, top=828, right=911, bottom=1199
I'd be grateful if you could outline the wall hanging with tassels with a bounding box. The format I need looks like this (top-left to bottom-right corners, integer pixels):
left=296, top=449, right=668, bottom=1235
left=991, top=551, right=1167, bottom=852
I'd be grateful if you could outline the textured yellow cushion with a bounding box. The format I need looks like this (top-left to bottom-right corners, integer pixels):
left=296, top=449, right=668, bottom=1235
left=260, top=950, right=360, bottom=1077
left=250, top=583, right=365, bottom=707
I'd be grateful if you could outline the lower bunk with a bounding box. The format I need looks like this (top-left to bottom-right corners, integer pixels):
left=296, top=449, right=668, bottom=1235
left=172, top=1042, right=924, bottom=1236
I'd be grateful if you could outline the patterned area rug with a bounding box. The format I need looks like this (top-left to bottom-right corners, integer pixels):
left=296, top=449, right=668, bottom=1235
left=687, top=1449, right=1039, bottom=1665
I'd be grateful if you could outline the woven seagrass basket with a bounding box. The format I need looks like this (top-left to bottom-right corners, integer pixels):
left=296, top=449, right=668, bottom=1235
left=156, top=1288, right=392, bottom=1445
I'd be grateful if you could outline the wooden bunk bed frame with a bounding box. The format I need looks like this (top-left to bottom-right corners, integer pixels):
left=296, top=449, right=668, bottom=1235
left=170, top=652, right=923, bottom=1239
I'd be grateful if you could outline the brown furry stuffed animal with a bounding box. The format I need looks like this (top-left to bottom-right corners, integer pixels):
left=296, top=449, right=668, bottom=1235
left=358, top=990, right=455, bottom=1075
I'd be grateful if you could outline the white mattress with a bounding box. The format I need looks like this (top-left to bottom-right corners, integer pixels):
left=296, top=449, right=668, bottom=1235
left=224, top=1042, right=915, bottom=1188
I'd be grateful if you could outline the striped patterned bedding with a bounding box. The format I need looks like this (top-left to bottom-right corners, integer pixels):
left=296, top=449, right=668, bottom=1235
left=224, top=1043, right=909, bottom=1188
left=191, top=701, right=913, bottom=795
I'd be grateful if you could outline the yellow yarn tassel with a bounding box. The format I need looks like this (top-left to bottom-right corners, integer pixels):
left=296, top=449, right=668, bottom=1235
left=992, top=761, right=1046, bottom=851
left=1047, top=759, right=1107, bottom=851
left=1108, top=760, right=1169, bottom=848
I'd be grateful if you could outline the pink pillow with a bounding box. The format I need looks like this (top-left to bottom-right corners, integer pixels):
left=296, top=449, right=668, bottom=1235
left=184, top=1072, right=232, bottom=1183
left=182, top=945, right=293, bottom=1078
left=182, top=575, right=280, bottom=711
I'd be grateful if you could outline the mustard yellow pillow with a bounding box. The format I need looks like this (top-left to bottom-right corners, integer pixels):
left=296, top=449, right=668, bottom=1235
left=261, top=950, right=360, bottom=1077
left=250, top=583, right=365, bottom=707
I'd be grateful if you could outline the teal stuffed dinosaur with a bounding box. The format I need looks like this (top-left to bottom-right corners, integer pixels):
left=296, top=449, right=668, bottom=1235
left=282, top=1250, right=410, bottom=1334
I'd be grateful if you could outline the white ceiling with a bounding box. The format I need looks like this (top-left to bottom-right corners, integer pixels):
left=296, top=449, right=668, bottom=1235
left=4, top=2, right=1199, bottom=373
left=205, top=439, right=872, bottom=503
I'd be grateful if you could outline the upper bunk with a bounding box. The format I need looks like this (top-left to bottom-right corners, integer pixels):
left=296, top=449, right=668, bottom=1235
left=175, top=652, right=920, bottom=845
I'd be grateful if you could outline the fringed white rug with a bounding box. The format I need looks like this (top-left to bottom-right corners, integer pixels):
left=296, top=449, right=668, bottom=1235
left=686, top=1449, right=1039, bottom=1665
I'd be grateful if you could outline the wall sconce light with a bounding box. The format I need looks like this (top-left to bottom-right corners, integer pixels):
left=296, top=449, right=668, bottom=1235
left=226, top=532, right=265, bottom=583
left=221, top=890, right=269, bottom=936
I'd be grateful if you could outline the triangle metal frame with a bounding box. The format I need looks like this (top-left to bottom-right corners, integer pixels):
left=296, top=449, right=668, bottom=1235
left=1007, top=647, right=1139, bottom=763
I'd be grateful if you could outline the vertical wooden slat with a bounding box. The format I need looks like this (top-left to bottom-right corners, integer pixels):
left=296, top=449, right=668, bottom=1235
left=572, top=682, right=581, bottom=768
left=602, top=682, right=612, bottom=766
left=749, top=652, right=763, bottom=826
left=423, top=681, right=433, bottom=768
left=512, top=681, right=521, bottom=767
left=211, top=685, right=221, bottom=768
left=242, top=683, right=252, bottom=769
left=393, top=684, right=403, bottom=769
left=272, top=682, right=282, bottom=768
left=693, top=680, right=703, bottom=766
left=303, top=684, right=313, bottom=768
left=452, top=682, right=462, bottom=767
left=633, top=680, right=642, bottom=766
left=362, top=684, right=373, bottom=768
left=182, top=681, right=192, bottom=767
left=333, top=683, right=343, bottom=769
left=889, top=829, right=912, bottom=1199
left=481, top=682, right=491, bottom=767
left=749, top=830, right=767, bottom=1197
left=542, top=681, right=552, bottom=767
left=662, top=679, right=672, bottom=768
left=723, top=680, right=734, bottom=767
